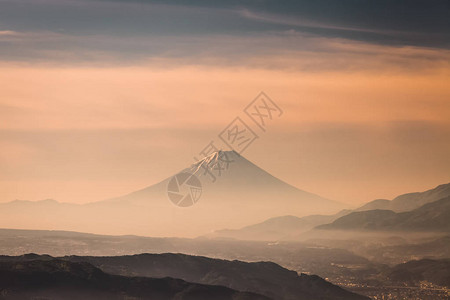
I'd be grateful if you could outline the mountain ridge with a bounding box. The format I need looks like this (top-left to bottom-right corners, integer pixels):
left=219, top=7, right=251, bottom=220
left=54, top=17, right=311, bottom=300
left=208, top=183, right=450, bottom=241
left=0, top=257, right=270, bottom=300
left=316, top=195, right=450, bottom=232
left=356, top=183, right=450, bottom=212
left=207, top=210, right=351, bottom=241
left=0, top=253, right=368, bottom=300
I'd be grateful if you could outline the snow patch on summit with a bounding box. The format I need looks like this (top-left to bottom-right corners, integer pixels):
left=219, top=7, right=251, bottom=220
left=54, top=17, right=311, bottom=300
left=190, top=150, right=239, bottom=177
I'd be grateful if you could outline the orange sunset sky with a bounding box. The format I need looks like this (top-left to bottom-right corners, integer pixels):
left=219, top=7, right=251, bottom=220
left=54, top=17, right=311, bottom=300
left=1, top=0, right=449, bottom=206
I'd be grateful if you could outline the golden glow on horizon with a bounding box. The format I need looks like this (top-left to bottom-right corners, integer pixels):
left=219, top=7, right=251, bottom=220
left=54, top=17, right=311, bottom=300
left=0, top=43, right=449, bottom=206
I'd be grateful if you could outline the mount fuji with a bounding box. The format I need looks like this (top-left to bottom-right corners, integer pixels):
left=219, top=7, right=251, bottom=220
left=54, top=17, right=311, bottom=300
left=0, top=151, right=346, bottom=237
left=110, top=150, right=343, bottom=209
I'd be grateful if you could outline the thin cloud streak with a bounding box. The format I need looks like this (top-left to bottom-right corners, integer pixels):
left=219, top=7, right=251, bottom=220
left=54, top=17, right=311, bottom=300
left=238, top=9, right=399, bottom=35
left=1, top=31, right=449, bottom=73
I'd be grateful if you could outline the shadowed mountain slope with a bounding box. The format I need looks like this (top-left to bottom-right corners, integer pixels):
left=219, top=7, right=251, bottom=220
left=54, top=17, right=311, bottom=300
left=356, top=183, right=450, bottom=212
left=317, top=195, right=450, bottom=232
left=0, top=257, right=269, bottom=300
left=207, top=183, right=450, bottom=242
left=0, top=253, right=367, bottom=300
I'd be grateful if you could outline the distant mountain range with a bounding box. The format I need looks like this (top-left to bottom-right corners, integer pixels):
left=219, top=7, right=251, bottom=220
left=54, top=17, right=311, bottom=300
left=356, top=183, right=450, bottom=212
left=0, top=256, right=269, bottom=300
left=209, top=210, right=351, bottom=241
left=0, top=150, right=345, bottom=237
left=1, top=149, right=446, bottom=238
left=208, top=183, right=450, bottom=240
left=0, top=253, right=368, bottom=300
left=316, top=195, right=450, bottom=232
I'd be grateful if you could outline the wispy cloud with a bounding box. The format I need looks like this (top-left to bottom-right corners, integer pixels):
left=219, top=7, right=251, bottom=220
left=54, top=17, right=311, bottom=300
left=0, top=0, right=448, bottom=65
left=1, top=29, right=449, bottom=73
left=0, top=30, right=20, bottom=36
left=237, top=9, right=395, bottom=35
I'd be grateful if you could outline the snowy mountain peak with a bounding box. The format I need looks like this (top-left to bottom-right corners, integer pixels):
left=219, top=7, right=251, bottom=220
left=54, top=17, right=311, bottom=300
left=190, top=150, right=241, bottom=177
left=193, top=150, right=237, bottom=164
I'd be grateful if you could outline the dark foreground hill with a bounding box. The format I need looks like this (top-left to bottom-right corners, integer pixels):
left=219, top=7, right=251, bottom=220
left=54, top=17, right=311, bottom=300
left=0, top=253, right=368, bottom=300
left=0, top=257, right=269, bottom=300
left=317, top=195, right=450, bottom=232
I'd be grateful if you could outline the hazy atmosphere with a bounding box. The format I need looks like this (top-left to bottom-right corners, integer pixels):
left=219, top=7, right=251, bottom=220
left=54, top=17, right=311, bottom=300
left=1, top=0, right=449, bottom=205
left=1, top=1, right=449, bottom=299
